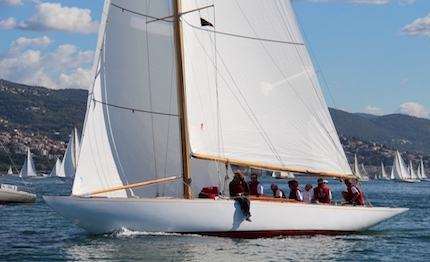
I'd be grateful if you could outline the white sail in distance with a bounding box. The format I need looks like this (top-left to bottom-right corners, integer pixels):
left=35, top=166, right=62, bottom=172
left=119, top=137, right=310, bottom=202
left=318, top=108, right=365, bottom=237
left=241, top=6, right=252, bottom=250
left=19, top=148, right=37, bottom=177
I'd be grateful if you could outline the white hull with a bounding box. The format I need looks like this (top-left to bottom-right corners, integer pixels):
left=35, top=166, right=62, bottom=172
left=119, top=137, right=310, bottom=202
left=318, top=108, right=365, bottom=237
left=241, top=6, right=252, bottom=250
left=0, top=188, right=36, bottom=203
left=393, top=179, right=420, bottom=183
left=43, top=196, right=407, bottom=238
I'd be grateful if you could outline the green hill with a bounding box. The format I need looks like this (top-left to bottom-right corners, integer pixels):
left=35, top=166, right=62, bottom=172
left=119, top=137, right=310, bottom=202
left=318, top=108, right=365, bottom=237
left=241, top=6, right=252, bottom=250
left=329, top=108, right=430, bottom=155
left=0, top=79, right=87, bottom=141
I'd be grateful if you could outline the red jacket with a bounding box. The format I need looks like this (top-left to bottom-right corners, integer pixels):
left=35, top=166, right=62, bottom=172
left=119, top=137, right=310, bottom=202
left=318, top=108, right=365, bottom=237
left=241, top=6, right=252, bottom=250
left=313, top=184, right=331, bottom=203
left=289, top=187, right=303, bottom=201
left=346, top=183, right=364, bottom=205
left=248, top=181, right=261, bottom=195
left=229, top=180, right=250, bottom=196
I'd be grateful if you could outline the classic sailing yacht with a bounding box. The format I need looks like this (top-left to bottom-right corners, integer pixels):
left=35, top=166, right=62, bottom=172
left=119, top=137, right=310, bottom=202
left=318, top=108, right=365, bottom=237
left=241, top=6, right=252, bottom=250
left=44, top=0, right=407, bottom=237
left=417, top=159, right=430, bottom=182
left=19, top=148, right=37, bottom=178
left=353, top=154, right=369, bottom=181
left=391, top=151, right=419, bottom=183
left=408, top=160, right=421, bottom=182
left=49, top=158, right=62, bottom=177
left=57, top=127, right=81, bottom=179
left=380, top=162, right=391, bottom=180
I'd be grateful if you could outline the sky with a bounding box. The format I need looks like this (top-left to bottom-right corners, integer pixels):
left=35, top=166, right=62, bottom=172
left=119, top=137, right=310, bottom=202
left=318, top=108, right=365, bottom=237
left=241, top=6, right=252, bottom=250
left=0, top=0, right=429, bottom=118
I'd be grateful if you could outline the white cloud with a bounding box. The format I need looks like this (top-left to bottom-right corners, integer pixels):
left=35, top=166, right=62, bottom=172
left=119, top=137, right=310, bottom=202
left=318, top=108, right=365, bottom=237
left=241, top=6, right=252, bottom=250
left=399, top=78, right=409, bottom=85
left=7, top=36, right=53, bottom=54
left=292, top=0, right=414, bottom=4
left=362, top=106, right=384, bottom=115
left=0, top=0, right=24, bottom=5
left=0, top=36, right=94, bottom=90
left=400, top=13, right=430, bottom=36
left=397, top=102, right=429, bottom=118
left=0, top=2, right=99, bottom=33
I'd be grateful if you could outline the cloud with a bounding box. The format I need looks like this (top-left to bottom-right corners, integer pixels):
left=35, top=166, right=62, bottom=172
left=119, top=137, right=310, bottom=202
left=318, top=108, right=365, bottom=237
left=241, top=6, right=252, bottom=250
left=397, top=102, right=429, bottom=118
left=399, top=78, right=409, bottom=85
left=0, top=0, right=24, bottom=5
left=292, top=0, right=414, bottom=4
left=400, top=13, right=430, bottom=36
left=0, top=36, right=94, bottom=90
left=0, top=2, right=99, bottom=34
left=362, top=106, right=384, bottom=115
left=7, top=36, right=53, bottom=54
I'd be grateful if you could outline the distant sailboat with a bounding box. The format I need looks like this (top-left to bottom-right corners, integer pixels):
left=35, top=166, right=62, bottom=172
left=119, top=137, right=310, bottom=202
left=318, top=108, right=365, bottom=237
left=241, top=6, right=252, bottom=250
left=353, top=154, right=369, bottom=181
left=408, top=160, right=420, bottom=182
left=380, top=162, right=391, bottom=180
left=271, top=171, right=295, bottom=179
left=57, top=128, right=80, bottom=179
left=7, top=166, right=14, bottom=176
left=44, top=0, right=407, bottom=238
left=2, top=148, right=37, bottom=203
left=391, top=151, right=419, bottom=183
left=417, top=159, right=430, bottom=182
left=49, top=158, right=62, bottom=177
left=19, top=148, right=38, bottom=178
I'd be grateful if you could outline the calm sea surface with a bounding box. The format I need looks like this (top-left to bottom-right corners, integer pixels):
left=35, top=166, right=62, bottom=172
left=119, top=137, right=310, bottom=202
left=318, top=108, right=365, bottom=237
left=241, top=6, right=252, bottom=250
left=1, top=176, right=429, bottom=262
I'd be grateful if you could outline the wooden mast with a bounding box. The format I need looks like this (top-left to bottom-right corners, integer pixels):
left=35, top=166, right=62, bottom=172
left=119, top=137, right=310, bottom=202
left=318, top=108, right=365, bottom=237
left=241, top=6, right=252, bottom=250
left=173, top=0, right=192, bottom=199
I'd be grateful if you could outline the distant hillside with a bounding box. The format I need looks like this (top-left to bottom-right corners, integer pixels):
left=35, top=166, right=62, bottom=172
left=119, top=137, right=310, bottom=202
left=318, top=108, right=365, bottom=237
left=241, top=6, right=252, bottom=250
left=1, top=78, right=430, bottom=171
left=0, top=78, right=87, bottom=141
left=330, top=108, right=430, bottom=155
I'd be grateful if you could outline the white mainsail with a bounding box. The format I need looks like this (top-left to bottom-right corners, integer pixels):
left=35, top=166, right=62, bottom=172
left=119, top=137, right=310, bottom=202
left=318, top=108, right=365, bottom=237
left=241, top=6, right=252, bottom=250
left=408, top=160, right=420, bottom=181
left=380, top=162, right=390, bottom=180
left=44, top=0, right=407, bottom=237
left=49, top=158, right=62, bottom=177
left=57, top=127, right=81, bottom=178
left=7, top=166, right=13, bottom=176
left=353, top=154, right=369, bottom=181
left=391, top=151, right=418, bottom=183
left=19, top=148, right=37, bottom=178
left=417, top=159, right=430, bottom=182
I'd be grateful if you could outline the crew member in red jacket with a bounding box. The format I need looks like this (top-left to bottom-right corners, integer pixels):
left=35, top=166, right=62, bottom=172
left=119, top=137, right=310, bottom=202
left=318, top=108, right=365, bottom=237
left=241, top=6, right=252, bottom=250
left=313, top=178, right=332, bottom=203
left=342, top=178, right=364, bottom=205
left=248, top=173, right=263, bottom=196
left=288, top=180, right=303, bottom=201
left=229, top=171, right=251, bottom=221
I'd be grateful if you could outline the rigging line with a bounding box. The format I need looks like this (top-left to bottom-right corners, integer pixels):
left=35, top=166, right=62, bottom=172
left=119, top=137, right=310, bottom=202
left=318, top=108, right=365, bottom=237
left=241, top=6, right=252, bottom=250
left=183, top=18, right=305, bottom=46
left=110, top=3, right=168, bottom=21
left=182, top=15, right=287, bottom=163
left=194, top=6, right=228, bottom=191
left=142, top=0, right=161, bottom=196
left=91, top=98, right=179, bottom=117
left=282, top=2, right=350, bottom=173
left=232, top=0, right=286, bottom=165
left=184, top=6, right=228, bottom=163
left=293, top=4, right=337, bottom=110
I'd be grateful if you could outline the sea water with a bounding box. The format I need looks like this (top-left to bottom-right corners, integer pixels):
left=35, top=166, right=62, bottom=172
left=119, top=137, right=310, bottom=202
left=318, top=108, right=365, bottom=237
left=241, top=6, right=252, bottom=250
left=1, top=176, right=429, bottom=261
